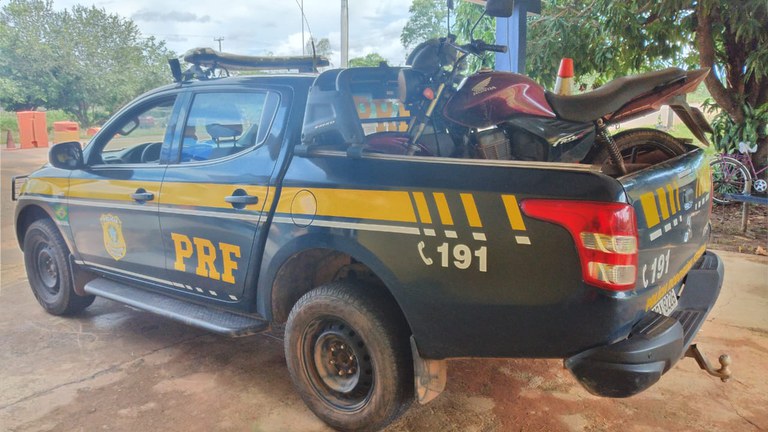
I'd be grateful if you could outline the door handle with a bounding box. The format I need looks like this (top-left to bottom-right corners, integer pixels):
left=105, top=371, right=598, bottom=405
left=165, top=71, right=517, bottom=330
left=130, top=188, right=154, bottom=202
left=225, top=195, right=259, bottom=205
left=225, top=189, right=259, bottom=209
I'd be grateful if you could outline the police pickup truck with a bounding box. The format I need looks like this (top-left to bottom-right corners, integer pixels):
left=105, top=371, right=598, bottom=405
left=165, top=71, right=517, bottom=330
left=13, top=50, right=729, bottom=431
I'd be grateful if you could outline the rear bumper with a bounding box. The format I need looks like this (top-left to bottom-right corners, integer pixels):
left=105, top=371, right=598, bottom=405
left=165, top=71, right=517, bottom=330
left=565, top=251, right=724, bottom=397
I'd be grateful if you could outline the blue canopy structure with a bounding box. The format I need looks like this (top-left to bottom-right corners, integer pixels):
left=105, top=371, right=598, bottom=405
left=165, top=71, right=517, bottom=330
left=493, top=0, right=541, bottom=73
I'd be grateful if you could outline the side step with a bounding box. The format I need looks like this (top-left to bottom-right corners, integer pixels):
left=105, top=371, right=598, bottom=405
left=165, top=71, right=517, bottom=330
left=84, top=278, right=269, bottom=337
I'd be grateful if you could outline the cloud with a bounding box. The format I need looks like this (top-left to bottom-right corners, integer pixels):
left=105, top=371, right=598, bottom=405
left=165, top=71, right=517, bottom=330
left=53, top=0, right=415, bottom=64
left=132, top=10, right=211, bottom=23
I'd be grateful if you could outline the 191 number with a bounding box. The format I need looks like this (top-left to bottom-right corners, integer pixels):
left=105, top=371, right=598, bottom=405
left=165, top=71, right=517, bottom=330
left=418, top=241, right=487, bottom=272
left=642, top=249, right=671, bottom=288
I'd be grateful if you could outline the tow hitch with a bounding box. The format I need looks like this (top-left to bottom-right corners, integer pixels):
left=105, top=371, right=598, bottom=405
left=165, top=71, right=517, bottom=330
left=685, top=344, right=732, bottom=382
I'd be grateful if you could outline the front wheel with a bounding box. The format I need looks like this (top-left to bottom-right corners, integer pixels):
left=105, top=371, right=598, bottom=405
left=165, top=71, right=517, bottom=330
left=23, top=219, right=95, bottom=315
left=284, top=282, right=413, bottom=432
left=589, top=128, right=687, bottom=173
left=710, top=155, right=752, bottom=204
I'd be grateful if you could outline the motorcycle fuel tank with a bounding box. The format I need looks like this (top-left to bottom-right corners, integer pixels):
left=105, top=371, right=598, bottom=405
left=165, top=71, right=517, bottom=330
left=444, top=71, right=556, bottom=128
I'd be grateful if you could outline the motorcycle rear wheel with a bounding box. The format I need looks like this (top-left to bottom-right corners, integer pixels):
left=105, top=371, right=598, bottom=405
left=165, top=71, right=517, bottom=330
left=589, top=128, right=687, bottom=174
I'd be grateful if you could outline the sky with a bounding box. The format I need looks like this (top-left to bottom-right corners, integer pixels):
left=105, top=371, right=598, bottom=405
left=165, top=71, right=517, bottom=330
left=50, top=0, right=416, bottom=67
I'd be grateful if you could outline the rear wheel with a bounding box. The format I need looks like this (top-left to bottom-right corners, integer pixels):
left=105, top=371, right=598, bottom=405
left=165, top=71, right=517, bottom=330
left=23, top=219, right=95, bottom=315
left=284, top=282, right=412, bottom=432
left=590, top=128, right=687, bottom=173
left=710, top=156, right=752, bottom=204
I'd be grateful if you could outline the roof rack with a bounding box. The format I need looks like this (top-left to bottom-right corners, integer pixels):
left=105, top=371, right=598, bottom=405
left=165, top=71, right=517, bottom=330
left=171, top=47, right=330, bottom=81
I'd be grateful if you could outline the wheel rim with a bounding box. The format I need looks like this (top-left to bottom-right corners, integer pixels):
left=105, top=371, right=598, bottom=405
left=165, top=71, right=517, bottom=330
left=35, top=244, right=60, bottom=295
left=711, top=158, right=750, bottom=204
left=302, top=318, right=374, bottom=411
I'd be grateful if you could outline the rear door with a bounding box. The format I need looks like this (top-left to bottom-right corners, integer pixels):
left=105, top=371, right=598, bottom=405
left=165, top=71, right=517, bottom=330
left=157, top=87, right=284, bottom=305
left=619, top=149, right=712, bottom=312
left=68, top=92, right=183, bottom=282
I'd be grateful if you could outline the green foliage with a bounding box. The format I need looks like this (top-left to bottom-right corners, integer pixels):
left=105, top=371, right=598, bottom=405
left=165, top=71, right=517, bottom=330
left=453, top=1, right=495, bottom=71
left=705, top=101, right=768, bottom=154
left=306, top=38, right=332, bottom=58
left=401, top=0, right=450, bottom=50
left=0, top=111, right=18, bottom=133
left=0, top=0, right=174, bottom=127
left=349, top=53, right=388, bottom=68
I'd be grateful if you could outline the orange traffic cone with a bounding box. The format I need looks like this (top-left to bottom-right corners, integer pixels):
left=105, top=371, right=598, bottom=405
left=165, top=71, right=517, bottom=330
left=5, top=130, right=16, bottom=150
left=554, top=58, right=574, bottom=96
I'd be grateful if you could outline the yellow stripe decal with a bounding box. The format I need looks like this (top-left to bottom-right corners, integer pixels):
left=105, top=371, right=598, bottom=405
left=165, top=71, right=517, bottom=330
left=640, top=192, right=661, bottom=228
left=69, top=179, right=163, bottom=201
left=674, top=181, right=682, bottom=211
left=160, top=182, right=268, bottom=210
left=666, top=185, right=677, bottom=214
left=501, top=195, right=526, bottom=231
left=278, top=188, right=417, bottom=223
left=432, top=193, right=454, bottom=225
left=22, top=177, right=69, bottom=196
left=656, top=187, right=670, bottom=220
left=412, top=192, right=432, bottom=224
left=460, top=193, right=482, bottom=228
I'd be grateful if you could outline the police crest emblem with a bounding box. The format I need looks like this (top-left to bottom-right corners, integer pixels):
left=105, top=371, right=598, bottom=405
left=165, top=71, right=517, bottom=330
left=100, top=214, right=126, bottom=260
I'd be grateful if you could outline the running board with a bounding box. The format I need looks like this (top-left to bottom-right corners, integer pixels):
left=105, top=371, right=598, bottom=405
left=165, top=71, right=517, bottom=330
left=84, top=278, right=268, bottom=337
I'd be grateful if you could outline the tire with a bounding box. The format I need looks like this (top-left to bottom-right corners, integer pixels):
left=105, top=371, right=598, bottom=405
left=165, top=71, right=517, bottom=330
left=284, top=282, right=413, bottom=432
left=589, top=128, right=687, bottom=170
left=710, top=156, right=752, bottom=205
left=23, top=219, right=95, bottom=315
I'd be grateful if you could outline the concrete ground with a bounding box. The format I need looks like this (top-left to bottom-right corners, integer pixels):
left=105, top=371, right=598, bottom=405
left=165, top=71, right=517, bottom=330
left=1, top=148, right=767, bottom=432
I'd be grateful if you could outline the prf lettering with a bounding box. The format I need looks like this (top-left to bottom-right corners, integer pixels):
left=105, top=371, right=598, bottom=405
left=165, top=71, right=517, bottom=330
left=171, top=233, right=241, bottom=284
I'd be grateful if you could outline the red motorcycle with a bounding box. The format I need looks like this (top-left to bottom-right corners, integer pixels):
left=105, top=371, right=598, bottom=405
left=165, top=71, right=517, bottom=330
left=395, top=0, right=713, bottom=175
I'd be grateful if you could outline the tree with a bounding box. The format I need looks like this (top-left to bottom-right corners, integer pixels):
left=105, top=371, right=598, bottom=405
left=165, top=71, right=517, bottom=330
left=349, top=53, right=388, bottom=68
left=452, top=0, right=768, bottom=165
left=401, top=0, right=450, bottom=50
left=0, top=0, right=173, bottom=127
left=306, top=37, right=333, bottom=58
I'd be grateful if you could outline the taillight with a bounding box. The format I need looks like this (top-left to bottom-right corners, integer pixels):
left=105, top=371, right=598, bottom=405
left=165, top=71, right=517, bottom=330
left=521, top=200, right=639, bottom=291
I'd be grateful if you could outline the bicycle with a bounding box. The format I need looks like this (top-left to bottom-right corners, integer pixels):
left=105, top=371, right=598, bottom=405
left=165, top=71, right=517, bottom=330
left=710, top=142, right=767, bottom=204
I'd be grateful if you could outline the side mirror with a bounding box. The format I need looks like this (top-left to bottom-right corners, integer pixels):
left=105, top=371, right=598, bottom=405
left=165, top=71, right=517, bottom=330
left=49, top=141, right=84, bottom=170
left=485, top=0, right=515, bottom=17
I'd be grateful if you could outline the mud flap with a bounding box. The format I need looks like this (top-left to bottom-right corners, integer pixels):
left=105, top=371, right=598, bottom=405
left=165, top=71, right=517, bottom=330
left=410, top=336, right=446, bottom=404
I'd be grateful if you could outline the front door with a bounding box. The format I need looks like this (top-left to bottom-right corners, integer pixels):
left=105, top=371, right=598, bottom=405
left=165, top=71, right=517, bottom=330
left=158, top=89, right=283, bottom=304
left=68, top=93, right=181, bottom=284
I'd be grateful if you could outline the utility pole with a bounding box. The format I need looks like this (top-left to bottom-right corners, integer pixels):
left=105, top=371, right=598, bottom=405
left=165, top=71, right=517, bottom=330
left=301, top=0, right=305, bottom=55
left=340, top=0, right=348, bottom=67
left=214, top=37, right=224, bottom=52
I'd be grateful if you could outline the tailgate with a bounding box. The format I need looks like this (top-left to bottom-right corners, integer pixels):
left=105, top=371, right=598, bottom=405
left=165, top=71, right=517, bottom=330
left=619, top=149, right=712, bottom=312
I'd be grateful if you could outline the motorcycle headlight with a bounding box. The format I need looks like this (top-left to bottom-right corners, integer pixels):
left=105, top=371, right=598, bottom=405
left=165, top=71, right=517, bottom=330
left=398, top=69, right=426, bottom=105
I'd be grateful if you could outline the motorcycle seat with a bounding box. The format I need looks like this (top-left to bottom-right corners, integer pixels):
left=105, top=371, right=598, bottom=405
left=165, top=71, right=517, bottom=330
left=545, top=68, right=687, bottom=123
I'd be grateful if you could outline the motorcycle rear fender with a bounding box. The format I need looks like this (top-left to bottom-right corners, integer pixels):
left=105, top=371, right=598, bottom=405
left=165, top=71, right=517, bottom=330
left=606, top=69, right=712, bottom=146
left=668, top=95, right=714, bottom=146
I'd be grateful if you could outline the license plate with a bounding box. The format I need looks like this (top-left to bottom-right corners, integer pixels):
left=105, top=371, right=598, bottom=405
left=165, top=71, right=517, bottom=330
left=651, top=289, right=679, bottom=316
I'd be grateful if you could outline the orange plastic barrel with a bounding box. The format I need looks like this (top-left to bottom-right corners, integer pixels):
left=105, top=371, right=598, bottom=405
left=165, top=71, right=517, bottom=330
left=53, top=121, right=80, bottom=143
left=16, top=111, right=49, bottom=148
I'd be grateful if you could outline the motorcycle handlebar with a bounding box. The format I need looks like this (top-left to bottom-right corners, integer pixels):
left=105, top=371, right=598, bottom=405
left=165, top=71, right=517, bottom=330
left=474, top=41, right=508, bottom=53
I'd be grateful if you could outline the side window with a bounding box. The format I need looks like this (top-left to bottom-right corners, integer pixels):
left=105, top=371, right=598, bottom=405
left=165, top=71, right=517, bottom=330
left=179, top=92, right=276, bottom=163
left=95, top=96, right=177, bottom=165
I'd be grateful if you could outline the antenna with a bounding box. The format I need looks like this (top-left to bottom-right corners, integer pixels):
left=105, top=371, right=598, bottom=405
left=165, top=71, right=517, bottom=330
left=293, top=0, right=319, bottom=70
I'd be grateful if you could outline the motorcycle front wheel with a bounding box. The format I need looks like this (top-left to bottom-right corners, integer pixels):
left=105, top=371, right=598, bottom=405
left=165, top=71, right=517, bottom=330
left=589, top=128, right=687, bottom=174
